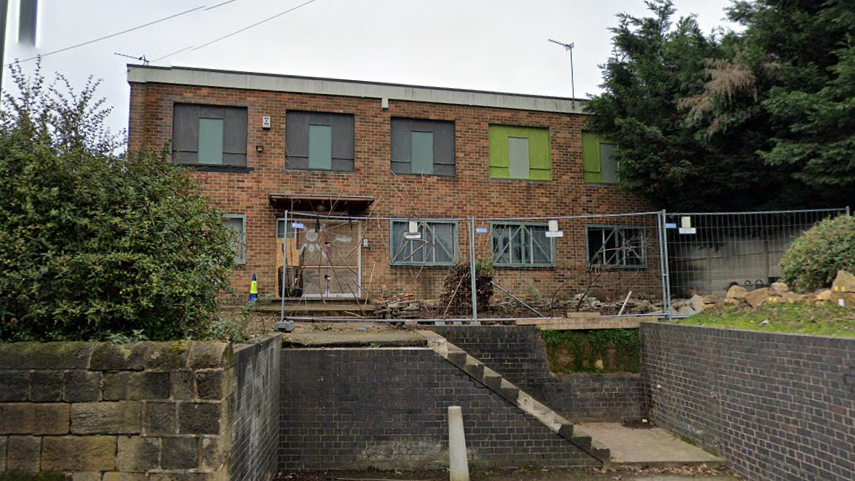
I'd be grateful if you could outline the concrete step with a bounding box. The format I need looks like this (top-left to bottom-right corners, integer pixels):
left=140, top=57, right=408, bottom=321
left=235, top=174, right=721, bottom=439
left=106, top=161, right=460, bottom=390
left=417, top=330, right=611, bottom=467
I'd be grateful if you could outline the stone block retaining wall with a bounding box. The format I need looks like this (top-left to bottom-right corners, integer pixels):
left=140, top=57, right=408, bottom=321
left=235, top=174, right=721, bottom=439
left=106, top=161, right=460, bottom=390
left=643, top=322, right=855, bottom=481
left=0, top=337, right=279, bottom=481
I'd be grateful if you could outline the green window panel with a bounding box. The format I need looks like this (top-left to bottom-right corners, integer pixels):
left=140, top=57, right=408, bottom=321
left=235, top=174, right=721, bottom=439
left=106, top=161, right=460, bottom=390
left=411, top=131, right=434, bottom=175
left=586, top=225, right=646, bottom=269
left=488, top=125, right=551, bottom=181
left=198, top=118, right=224, bottom=165
left=308, top=124, right=333, bottom=170
left=582, top=132, right=618, bottom=184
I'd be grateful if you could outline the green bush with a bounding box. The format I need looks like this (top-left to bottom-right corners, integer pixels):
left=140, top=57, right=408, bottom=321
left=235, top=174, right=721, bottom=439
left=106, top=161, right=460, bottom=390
left=0, top=63, right=235, bottom=342
left=780, top=214, right=855, bottom=291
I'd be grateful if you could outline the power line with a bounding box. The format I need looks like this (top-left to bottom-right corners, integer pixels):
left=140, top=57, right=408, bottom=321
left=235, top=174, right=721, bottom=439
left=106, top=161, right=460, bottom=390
left=9, top=1, right=246, bottom=67
left=154, top=0, right=321, bottom=63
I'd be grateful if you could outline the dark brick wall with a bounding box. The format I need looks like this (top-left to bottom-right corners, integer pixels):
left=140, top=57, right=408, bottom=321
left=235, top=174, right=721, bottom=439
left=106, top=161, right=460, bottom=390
left=643, top=322, right=855, bottom=481
left=230, top=335, right=281, bottom=481
left=279, top=348, right=598, bottom=471
left=430, top=326, right=644, bottom=422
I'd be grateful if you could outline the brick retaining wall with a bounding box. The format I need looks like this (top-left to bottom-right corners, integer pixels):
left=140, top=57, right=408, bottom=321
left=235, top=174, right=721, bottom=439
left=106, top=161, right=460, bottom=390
left=430, top=326, right=644, bottom=421
left=230, top=335, right=281, bottom=481
left=279, top=347, right=599, bottom=471
left=642, top=322, right=855, bottom=481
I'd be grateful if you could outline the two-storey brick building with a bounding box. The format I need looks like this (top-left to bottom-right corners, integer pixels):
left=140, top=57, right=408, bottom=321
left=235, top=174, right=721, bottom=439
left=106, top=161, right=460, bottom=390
left=127, top=65, right=660, bottom=306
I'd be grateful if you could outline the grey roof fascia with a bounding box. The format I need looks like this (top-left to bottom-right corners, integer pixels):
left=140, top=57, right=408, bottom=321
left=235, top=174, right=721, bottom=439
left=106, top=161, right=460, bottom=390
left=127, top=64, right=586, bottom=115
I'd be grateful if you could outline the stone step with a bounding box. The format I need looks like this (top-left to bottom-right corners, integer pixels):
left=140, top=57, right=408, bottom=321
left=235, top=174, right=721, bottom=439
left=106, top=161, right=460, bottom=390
left=416, top=330, right=611, bottom=467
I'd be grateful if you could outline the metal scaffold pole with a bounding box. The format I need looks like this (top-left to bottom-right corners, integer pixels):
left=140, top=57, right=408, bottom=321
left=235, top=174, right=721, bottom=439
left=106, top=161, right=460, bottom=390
left=469, top=217, right=478, bottom=321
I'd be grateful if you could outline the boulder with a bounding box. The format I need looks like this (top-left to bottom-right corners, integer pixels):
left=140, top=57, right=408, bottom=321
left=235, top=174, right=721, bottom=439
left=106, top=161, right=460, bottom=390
left=744, top=288, right=771, bottom=308
left=832, top=270, right=855, bottom=293
left=770, top=282, right=790, bottom=296
left=726, top=285, right=748, bottom=299
left=782, top=291, right=807, bottom=304
left=690, top=295, right=706, bottom=313
left=816, top=289, right=833, bottom=301
left=676, top=304, right=696, bottom=315
left=722, top=298, right=741, bottom=306
left=702, top=295, right=720, bottom=305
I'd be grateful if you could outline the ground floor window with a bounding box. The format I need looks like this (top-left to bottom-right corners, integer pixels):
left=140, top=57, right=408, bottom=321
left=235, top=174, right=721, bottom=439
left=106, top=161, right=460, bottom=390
left=223, top=214, right=246, bottom=265
left=586, top=225, right=646, bottom=268
left=390, top=220, right=457, bottom=266
left=490, top=223, right=555, bottom=267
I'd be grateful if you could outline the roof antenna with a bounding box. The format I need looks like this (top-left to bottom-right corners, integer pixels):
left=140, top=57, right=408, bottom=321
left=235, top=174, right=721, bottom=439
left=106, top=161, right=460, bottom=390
left=548, top=39, right=575, bottom=100
left=114, top=52, right=149, bottom=65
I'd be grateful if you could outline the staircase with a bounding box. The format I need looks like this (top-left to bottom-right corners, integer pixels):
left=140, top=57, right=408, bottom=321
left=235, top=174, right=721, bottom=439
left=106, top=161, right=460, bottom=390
left=418, top=330, right=611, bottom=467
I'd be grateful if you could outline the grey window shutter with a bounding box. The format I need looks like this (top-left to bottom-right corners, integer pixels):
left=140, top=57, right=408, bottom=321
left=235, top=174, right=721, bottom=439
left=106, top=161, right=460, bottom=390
left=411, top=131, right=434, bottom=175
left=330, top=114, right=354, bottom=171
left=223, top=107, right=248, bottom=166
left=173, top=104, right=200, bottom=164
left=391, top=118, right=412, bottom=174
left=309, top=125, right=333, bottom=170
left=198, top=118, right=224, bottom=165
left=433, top=121, right=455, bottom=176
left=508, top=137, right=530, bottom=179
left=600, top=143, right=619, bottom=183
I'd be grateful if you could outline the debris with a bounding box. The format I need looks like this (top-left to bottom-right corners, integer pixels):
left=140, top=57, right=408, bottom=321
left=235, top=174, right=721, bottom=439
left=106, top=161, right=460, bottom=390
left=726, top=285, right=748, bottom=299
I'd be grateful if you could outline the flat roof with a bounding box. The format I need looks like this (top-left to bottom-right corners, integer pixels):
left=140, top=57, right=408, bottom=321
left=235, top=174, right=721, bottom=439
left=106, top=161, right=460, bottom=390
left=127, top=64, right=586, bottom=115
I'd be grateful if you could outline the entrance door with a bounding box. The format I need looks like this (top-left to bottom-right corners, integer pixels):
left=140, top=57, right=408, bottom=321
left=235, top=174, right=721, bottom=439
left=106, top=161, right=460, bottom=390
left=295, top=220, right=361, bottom=298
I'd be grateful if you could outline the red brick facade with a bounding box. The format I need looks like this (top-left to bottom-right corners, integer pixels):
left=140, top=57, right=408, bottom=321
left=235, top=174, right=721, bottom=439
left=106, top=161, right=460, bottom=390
left=127, top=67, right=660, bottom=305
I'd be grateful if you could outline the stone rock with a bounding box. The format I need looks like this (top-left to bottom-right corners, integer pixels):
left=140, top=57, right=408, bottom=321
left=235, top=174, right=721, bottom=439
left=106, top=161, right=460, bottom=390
left=117, top=436, right=160, bottom=472
left=782, top=291, right=807, bottom=304
left=832, top=270, right=855, bottom=293
left=7, top=436, right=41, bottom=472
left=144, top=402, right=177, bottom=435
left=744, top=288, right=771, bottom=308
left=71, top=402, right=142, bottom=434
left=816, top=289, right=833, bottom=301
left=722, top=298, right=741, bottom=306
left=30, top=371, right=64, bottom=402
left=161, top=437, right=199, bottom=470
left=726, top=285, right=748, bottom=299
left=0, top=404, right=69, bottom=435
left=690, top=295, right=706, bottom=313
left=676, top=305, right=696, bottom=315
left=64, top=370, right=101, bottom=402
left=178, top=402, right=221, bottom=435
left=0, top=436, right=6, bottom=472
left=831, top=291, right=855, bottom=308
left=41, top=435, right=116, bottom=471
left=702, top=295, right=720, bottom=305
left=0, top=371, right=29, bottom=402
left=770, top=282, right=790, bottom=296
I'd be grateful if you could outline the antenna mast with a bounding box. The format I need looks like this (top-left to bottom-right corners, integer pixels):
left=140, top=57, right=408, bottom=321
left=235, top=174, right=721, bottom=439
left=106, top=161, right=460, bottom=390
left=548, top=38, right=575, bottom=99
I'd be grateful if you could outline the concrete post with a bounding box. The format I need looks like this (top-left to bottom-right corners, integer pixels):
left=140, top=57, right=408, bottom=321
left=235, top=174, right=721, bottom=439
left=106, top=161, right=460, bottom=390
left=448, top=405, right=470, bottom=481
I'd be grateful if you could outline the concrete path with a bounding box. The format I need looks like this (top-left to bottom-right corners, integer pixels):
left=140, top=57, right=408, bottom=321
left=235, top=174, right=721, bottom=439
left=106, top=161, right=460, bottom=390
left=576, top=423, right=723, bottom=466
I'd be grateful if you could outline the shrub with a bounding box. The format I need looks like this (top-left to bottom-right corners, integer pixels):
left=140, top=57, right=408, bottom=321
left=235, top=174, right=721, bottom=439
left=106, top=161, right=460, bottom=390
left=439, top=258, right=494, bottom=315
left=780, top=214, right=855, bottom=291
left=0, top=63, right=235, bottom=342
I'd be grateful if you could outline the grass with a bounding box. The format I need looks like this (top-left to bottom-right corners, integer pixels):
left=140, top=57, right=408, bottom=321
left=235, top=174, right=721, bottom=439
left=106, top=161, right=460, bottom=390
left=679, top=302, right=855, bottom=337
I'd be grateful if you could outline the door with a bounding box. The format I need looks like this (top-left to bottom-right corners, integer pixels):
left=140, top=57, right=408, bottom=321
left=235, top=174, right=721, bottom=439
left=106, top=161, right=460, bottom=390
left=295, top=219, right=361, bottom=298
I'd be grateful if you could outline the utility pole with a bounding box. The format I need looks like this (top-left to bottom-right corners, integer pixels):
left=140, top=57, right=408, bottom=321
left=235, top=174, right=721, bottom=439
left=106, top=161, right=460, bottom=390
left=548, top=38, right=576, bottom=99
left=0, top=0, right=8, bottom=95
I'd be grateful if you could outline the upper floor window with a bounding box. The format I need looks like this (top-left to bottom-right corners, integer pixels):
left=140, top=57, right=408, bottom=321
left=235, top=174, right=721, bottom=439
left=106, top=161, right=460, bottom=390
left=172, top=104, right=247, bottom=166
left=582, top=132, right=618, bottom=184
left=491, top=223, right=555, bottom=267
left=391, top=118, right=455, bottom=176
left=285, top=111, right=354, bottom=171
left=488, top=125, right=551, bottom=181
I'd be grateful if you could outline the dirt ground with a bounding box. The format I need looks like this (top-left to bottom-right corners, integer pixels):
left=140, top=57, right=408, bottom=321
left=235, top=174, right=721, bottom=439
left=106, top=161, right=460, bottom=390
left=278, top=465, right=740, bottom=481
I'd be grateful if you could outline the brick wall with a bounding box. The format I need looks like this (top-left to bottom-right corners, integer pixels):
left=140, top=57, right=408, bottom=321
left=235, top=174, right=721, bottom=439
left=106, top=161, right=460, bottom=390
left=279, top=348, right=599, bottom=470
left=230, top=335, right=281, bottom=481
left=0, top=341, right=239, bottom=480
left=430, top=326, right=644, bottom=422
left=127, top=81, right=660, bottom=302
left=642, top=322, right=855, bottom=481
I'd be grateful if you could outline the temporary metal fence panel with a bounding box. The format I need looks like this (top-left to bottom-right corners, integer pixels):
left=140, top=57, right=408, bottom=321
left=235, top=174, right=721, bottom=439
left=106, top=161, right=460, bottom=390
left=664, top=208, right=849, bottom=302
left=277, top=211, right=666, bottom=321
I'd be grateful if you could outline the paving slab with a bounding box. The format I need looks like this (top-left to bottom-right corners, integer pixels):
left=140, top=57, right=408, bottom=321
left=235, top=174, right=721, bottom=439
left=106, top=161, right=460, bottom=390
left=281, top=330, right=425, bottom=347
left=576, top=422, right=724, bottom=466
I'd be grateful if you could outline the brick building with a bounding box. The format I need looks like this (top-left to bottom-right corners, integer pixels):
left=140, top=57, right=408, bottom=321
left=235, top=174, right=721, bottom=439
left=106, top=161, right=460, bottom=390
left=127, top=65, right=660, bottom=305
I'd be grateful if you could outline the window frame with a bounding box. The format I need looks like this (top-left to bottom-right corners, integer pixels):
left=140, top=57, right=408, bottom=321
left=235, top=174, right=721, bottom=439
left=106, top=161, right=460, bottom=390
left=490, top=222, right=556, bottom=268
left=389, top=219, right=459, bottom=267
left=172, top=103, right=248, bottom=168
left=585, top=224, right=647, bottom=270
left=285, top=111, right=355, bottom=172
left=390, top=117, right=456, bottom=177
left=224, top=214, right=247, bottom=265
left=582, top=131, right=619, bottom=184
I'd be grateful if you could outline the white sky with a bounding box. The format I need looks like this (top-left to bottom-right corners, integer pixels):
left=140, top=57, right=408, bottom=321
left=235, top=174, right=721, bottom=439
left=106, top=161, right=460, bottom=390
left=3, top=0, right=736, bottom=137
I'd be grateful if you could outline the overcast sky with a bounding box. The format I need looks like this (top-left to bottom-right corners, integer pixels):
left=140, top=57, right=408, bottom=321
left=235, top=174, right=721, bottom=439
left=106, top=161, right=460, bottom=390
left=3, top=0, right=736, bottom=137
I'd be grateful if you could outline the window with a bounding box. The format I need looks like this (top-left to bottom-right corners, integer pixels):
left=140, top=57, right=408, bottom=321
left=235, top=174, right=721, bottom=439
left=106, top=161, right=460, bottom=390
left=582, top=132, right=618, bottom=183
left=488, top=125, right=551, bottom=181
left=390, top=220, right=457, bottom=266
left=391, top=118, right=455, bottom=176
left=586, top=226, right=646, bottom=268
left=491, top=223, right=555, bottom=267
left=224, top=215, right=246, bottom=265
left=286, top=111, right=354, bottom=171
left=172, top=104, right=247, bottom=166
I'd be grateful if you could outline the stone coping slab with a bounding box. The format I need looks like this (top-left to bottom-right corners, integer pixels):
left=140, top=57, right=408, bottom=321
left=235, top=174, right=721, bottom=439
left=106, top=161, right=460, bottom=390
left=281, top=331, right=426, bottom=347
